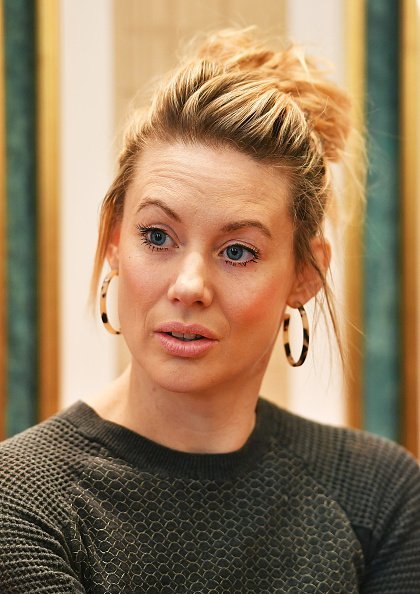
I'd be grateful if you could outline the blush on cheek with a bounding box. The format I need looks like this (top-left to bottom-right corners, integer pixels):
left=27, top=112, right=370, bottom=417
left=118, top=258, right=171, bottom=343
left=120, top=257, right=161, bottom=303
left=233, top=278, right=290, bottom=326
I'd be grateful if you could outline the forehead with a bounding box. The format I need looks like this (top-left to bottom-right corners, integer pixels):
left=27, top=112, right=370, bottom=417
left=126, top=141, right=290, bottom=218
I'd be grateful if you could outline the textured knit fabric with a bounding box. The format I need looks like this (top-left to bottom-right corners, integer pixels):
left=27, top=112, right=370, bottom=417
left=0, top=399, right=419, bottom=593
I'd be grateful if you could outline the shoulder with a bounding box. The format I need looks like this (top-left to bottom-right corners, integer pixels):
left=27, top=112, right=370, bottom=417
left=261, top=398, right=420, bottom=532
left=263, top=397, right=419, bottom=477
left=0, top=401, right=97, bottom=461
left=0, top=403, right=101, bottom=509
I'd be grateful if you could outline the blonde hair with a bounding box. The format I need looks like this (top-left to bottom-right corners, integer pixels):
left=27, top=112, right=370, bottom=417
left=92, top=28, right=354, bottom=354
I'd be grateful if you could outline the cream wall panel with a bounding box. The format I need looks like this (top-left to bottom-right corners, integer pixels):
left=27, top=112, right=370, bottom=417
left=59, top=0, right=117, bottom=408
left=285, top=0, right=346, bottom=426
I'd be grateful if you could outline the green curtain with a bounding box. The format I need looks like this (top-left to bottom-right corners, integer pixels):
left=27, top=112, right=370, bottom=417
left=4, top=0, right=38, bottom=436
left=363, top=0, right=401, bottom=441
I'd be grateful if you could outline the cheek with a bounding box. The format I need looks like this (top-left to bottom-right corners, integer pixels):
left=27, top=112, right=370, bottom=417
left=227, top=271, right=293, bottom=329
left=117, top=249, right=165, bottom=312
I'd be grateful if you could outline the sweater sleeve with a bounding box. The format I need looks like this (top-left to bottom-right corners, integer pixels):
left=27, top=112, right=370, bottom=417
left=0, top=495, right=87, bottom=594
left=360, top=451, right=420, bottom=593
left=0, top=434, right=87, bottom=594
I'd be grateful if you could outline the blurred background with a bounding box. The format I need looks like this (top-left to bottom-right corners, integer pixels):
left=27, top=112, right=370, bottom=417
left=0, top=0, right=419, bottom=456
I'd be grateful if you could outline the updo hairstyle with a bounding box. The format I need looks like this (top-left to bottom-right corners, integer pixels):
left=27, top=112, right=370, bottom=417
left=92, top=28, right=353, bottom=352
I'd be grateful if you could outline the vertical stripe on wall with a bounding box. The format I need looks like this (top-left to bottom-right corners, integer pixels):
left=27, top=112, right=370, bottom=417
left=363, top=0, right=400, bottom=441
left=36, top=0, right=60, bottom=422
left=400, top=0, right=420, bottom=456
left=0, top=0, right=6, bottom=440
left=344, top=0, right=365, bottom=431
left=4, top=0, right=38, bottom=436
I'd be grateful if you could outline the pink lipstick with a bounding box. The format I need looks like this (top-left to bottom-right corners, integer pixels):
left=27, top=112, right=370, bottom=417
left=154, top=322, right=218, bottom=358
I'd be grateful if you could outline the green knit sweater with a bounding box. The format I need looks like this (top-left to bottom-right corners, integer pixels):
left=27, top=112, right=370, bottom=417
left=0, top=398, right=419, bottom=593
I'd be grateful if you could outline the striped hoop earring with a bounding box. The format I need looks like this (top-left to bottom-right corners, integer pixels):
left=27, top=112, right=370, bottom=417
left=283, top=304, right=309, bottom=367
left=100, top=270, right=121, bottom=335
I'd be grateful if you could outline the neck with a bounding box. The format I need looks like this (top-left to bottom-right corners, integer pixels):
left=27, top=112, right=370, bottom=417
left=86, top=364, right=261, bottom=454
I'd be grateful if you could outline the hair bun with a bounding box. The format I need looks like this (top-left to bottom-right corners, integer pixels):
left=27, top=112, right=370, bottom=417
left=194, top=28, right=351, bottom=162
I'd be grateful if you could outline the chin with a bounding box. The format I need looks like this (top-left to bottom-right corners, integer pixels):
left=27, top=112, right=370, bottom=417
left=154, top=372, right=219, bottom=395
left=136, top=357, right=226, bottom=395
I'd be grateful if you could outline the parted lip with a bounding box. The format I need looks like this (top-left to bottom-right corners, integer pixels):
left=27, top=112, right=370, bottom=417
left=154, top=321, right=218, bottom=340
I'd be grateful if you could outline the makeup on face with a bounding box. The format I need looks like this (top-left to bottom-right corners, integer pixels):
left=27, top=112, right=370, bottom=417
left=114, top=142, right=296, bottom=394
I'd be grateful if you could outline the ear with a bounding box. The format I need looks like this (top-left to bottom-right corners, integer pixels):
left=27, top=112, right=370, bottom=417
left=286, top=237, right=331, bottom=307
left=106, top=223, right=121, bottom=271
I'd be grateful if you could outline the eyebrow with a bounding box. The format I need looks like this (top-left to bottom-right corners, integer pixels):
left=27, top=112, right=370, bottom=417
left=136, top=197, right=272, bottom=239
left=136, top=198, right=181, bottom=222
left=220, top=220, right=272, bottom=239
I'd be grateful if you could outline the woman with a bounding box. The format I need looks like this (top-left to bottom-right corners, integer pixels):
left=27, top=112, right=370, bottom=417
left=1, top=29, right=419, bottom=593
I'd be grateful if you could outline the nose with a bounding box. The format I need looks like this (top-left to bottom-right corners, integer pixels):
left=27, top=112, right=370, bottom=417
left=167, top=251, right=213, bottom=307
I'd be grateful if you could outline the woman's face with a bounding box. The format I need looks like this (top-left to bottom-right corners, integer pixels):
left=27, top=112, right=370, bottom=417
left=109, top=142, right=312, bottom=394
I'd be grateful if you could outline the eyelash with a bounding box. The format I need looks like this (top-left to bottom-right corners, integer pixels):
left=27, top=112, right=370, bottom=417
left=136, top=224, right=172, bottom=252
left=135, top=224, right=260, bottom=267
left=223, top=249, right=260, bottom=267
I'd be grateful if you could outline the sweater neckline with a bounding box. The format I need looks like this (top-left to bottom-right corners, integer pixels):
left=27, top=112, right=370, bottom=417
left=61, top=398, right=278, bottom=480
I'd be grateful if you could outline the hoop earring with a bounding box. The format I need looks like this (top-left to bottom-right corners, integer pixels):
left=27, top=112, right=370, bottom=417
left=100, top=270, right=121, bottom=335
left=283, top=304, right=309, bottom=367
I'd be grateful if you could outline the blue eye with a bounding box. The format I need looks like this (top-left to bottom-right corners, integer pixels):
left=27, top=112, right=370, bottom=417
left=149, top=229, right=167, bottom=246
left=223, top=243, right=260, bottom=266
left=226, top=245, right=244, bottom=261
left=136, top=224, right=175, bottom=251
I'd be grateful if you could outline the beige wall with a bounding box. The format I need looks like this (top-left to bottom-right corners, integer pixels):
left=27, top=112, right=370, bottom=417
left=114, top=0, right=285, bottom=136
